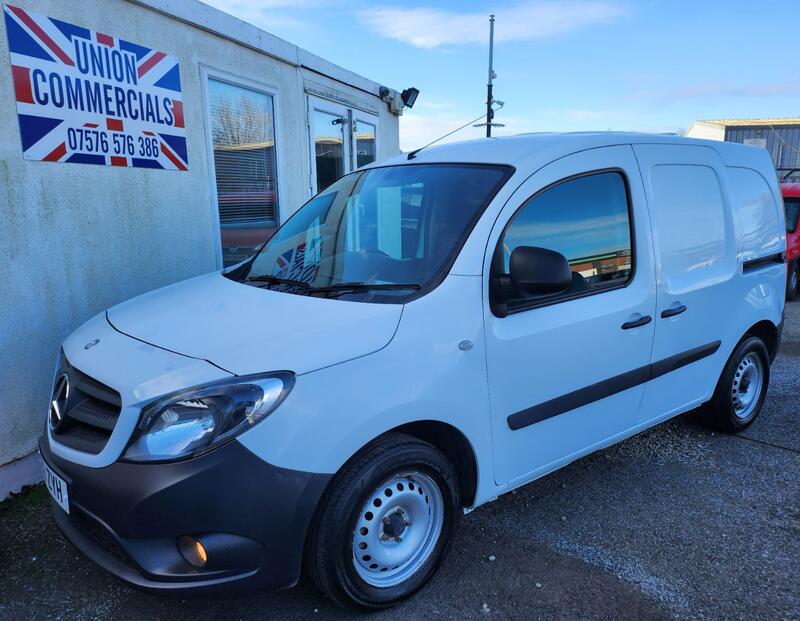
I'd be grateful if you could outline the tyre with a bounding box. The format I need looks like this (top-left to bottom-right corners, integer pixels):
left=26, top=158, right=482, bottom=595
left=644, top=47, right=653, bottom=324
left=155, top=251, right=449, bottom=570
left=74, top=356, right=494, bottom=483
left=304, top=433, right=460, bottom=610
left=787, top=261, right=799, bottom=301
left=702, top=336, right=770, bottom=432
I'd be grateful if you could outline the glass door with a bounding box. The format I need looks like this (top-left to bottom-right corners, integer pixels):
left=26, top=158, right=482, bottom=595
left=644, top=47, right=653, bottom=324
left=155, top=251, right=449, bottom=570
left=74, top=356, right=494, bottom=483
left=309, top=97, right=350, bottom=193
left=308, top=96, right=380, bottom=194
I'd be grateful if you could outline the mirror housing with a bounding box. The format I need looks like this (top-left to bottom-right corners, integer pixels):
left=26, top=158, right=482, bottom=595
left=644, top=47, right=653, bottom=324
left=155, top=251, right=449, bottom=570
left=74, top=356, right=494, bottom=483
left=509, top=246, right=572, bottom=297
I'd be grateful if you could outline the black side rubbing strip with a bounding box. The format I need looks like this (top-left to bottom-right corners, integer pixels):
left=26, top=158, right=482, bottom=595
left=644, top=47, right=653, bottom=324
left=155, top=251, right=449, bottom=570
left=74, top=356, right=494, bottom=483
left=650, top=341, right=721, bottom=378
left=507, top=340, right=722, bottom=431
left=743, top=252, right=785, bottom=273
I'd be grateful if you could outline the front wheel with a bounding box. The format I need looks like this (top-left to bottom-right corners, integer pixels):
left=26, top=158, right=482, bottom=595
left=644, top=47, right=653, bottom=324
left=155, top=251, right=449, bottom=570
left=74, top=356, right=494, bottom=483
left=304, top=433, right=460, bottom=610
left=702, top=336, right=770, bottom=432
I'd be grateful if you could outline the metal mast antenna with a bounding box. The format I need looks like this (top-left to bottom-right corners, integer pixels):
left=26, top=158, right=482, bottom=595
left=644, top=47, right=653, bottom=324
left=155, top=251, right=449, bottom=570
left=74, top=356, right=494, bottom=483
left=486, top=14, right=495, bottom=137
left=475, top=15, right=504, bottom=137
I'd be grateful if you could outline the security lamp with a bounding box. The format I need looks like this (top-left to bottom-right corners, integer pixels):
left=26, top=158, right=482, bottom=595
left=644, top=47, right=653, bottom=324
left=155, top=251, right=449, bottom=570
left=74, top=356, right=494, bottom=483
left=401, top=87, right=420, bottom=109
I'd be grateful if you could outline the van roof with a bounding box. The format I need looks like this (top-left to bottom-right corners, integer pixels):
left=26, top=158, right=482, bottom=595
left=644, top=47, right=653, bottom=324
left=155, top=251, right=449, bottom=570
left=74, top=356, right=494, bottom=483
left=375, top=132, right=766, bottom=171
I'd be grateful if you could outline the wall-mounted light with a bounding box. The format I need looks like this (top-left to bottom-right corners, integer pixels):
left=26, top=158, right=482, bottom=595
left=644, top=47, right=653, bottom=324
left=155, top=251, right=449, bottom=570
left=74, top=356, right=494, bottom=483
left=379, top=86, right=419, bottom=115
left=401, top=87, right=420, bottom=109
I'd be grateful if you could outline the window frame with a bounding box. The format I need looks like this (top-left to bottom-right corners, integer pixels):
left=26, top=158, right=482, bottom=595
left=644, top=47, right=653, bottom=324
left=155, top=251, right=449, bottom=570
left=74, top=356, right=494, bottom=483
left=201, top=66, right=285, bottom=270
left=490, top=168, right=637, bottom=317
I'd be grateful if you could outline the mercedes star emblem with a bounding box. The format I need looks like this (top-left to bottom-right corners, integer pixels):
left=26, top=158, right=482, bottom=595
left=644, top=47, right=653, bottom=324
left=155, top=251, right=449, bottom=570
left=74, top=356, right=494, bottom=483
left=49, top=373, right=70, bottom=430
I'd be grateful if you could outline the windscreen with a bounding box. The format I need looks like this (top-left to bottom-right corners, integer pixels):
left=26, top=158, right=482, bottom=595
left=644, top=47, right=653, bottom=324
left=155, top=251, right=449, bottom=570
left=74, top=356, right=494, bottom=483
left=785, top=198, right=800, bottom=234
left=236, top=164, right=511, bottom=302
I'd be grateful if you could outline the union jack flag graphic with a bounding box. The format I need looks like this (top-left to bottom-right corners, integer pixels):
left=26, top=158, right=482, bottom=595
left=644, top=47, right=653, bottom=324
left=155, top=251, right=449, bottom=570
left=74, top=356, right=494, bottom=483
left=3, top=3, right=188, bottom=170
left=273, top=239, right=322, bottom=285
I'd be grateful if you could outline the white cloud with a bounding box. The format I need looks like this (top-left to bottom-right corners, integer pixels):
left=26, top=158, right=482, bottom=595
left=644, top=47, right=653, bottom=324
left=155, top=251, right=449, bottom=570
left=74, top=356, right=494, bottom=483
left=414, top=99, right=458, bottom=112
left=399, top=105, right=688, bottom=152
left=400, top=113, right=479, bottom=152
left=360, top=1, right=626, bottom=49
left=629, top=82, right=800, bottom=102
left=399, top=109, right=554, bottom=152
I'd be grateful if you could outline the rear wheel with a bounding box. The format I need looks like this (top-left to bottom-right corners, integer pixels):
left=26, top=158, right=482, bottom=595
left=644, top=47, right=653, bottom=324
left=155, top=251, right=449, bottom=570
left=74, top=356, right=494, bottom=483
left=787, top=261, right=799, bottom=301
left=304, top=433, right=459, bottom=610
left=702, top=336, right=770, bottom=432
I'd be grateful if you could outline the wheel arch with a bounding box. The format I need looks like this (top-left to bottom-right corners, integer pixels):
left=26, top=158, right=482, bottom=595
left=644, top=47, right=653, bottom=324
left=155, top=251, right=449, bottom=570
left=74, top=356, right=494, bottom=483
left=390, top=420, right=479, bottom=508
left=744, top=319, right=780, bottom=362
left=316, top=420, right=480, bottom=511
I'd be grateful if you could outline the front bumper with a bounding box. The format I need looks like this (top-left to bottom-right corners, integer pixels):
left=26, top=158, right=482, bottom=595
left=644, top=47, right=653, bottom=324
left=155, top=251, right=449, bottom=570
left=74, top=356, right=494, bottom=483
left=39, top=436, right=330, bottom=593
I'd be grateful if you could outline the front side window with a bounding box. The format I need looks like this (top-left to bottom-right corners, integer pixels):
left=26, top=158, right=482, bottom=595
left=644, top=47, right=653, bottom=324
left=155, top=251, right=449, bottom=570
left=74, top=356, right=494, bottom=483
left=208, top=79, right=279, bottom=267
left=785, top=198, right=800, bottom=233
left=492, top=171, right=633, bottom=312
left=234, top=164, right=512, bottom=303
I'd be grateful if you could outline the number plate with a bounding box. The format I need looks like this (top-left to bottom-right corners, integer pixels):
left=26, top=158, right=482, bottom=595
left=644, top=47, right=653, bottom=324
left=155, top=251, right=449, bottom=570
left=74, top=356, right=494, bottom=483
left=42, top=460, right=70, bottom=514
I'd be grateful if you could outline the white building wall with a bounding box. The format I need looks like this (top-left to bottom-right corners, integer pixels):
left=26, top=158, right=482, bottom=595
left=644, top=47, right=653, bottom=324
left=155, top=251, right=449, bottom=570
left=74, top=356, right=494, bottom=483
left=0, top=0, right=399, bottom=484
left=685, top=122, right=726, bottom=141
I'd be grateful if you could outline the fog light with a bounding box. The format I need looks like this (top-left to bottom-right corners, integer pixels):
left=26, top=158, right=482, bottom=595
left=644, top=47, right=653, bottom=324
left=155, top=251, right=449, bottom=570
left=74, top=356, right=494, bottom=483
left=177, top=536, right=207, bottom=568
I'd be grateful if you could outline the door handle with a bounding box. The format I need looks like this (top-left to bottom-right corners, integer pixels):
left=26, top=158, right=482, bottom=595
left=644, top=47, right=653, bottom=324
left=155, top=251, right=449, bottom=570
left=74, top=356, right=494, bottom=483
left=621, top=315, right=652, bottom=330
left=660, top=304, right=687, bottom=319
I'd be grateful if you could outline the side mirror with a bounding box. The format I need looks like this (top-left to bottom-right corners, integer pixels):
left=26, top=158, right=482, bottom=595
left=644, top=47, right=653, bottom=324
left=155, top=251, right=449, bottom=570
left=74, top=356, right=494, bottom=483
left=509, top=246, right=572, bottom=297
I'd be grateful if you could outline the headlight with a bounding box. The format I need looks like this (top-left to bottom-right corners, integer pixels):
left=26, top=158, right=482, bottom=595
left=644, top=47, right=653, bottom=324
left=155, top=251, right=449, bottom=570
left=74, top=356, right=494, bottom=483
left=123, top=372, right=294, bottom=462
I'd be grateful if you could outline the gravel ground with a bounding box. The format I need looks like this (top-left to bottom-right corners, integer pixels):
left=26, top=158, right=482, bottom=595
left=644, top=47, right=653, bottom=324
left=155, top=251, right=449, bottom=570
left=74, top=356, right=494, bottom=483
left=1, top=302, right=799, bottom=620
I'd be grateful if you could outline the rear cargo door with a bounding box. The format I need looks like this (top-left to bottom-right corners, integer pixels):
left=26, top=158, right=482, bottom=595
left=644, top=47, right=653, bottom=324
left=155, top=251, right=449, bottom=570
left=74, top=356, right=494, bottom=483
left=633, top=144, right=738, bottom=423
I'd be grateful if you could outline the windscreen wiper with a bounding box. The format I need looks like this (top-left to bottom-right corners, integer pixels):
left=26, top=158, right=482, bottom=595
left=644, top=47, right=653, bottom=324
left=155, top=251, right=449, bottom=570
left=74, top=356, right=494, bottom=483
left=244, top=275, right=310, bottom=289
left=306, top=282, right=421, bottom=297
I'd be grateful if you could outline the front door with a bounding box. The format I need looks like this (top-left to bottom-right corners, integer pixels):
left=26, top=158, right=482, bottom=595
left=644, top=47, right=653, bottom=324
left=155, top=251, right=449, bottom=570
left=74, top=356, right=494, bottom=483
left=484, top=146, right=657, bottom=486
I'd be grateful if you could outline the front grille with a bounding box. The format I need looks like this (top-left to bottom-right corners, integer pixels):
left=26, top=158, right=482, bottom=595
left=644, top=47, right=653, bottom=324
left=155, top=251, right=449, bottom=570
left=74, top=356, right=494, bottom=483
left=51, top=352, right=122, bottom=454
left=70, top=508, right=134, bottom=567
left=68, top=399, right=119, bottom=430
left=71, top=367, right=121, bottom=407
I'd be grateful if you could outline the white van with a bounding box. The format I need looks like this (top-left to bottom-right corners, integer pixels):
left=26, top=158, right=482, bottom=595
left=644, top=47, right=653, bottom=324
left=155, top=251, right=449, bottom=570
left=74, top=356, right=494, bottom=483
left=40, top=133, right=785, bottom=609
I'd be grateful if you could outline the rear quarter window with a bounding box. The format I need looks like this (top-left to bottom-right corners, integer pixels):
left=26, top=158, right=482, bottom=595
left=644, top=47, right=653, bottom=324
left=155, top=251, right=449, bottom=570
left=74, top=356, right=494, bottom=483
left=726, top=167, right=783, bottom=262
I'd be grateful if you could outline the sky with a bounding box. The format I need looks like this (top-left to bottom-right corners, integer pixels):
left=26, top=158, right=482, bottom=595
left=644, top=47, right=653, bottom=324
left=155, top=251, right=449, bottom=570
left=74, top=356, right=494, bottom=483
left=202, top=0, right=800, bottom=152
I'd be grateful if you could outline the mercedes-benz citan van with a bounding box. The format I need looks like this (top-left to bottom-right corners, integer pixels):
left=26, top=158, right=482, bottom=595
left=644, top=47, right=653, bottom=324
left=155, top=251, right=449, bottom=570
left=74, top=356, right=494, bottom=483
left=40, top=133, right=786, bottom=610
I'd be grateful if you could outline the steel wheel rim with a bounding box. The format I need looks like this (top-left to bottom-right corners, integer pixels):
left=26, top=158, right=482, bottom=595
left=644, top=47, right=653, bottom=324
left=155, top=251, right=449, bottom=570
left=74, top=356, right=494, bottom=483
left=352, top=471, right=444, bottom=588
left=731, top=352, right=763, bottom=419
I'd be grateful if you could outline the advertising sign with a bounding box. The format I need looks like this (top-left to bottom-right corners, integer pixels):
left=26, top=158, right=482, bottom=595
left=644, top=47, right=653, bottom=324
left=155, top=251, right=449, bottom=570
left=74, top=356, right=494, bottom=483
left=3, top=3, right=188, bottom=170
left=743, top=138, right=768, bottom=149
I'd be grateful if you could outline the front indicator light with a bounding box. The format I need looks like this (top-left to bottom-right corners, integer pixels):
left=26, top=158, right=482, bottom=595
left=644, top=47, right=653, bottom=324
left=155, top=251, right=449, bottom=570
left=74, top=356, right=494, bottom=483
left=178, top=536, right=207, bottom=568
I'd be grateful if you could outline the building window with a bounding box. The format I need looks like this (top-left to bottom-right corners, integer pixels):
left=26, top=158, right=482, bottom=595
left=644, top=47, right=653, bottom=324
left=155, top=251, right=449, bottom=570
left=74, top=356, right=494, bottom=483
left=494, top=171, right=632, bottom=310
left=208, top=79, right=279, bottom=267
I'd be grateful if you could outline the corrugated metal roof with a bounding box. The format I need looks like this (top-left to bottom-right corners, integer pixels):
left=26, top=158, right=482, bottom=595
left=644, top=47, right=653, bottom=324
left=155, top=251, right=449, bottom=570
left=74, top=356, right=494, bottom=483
left=700, top=118, right=800, bottom=127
